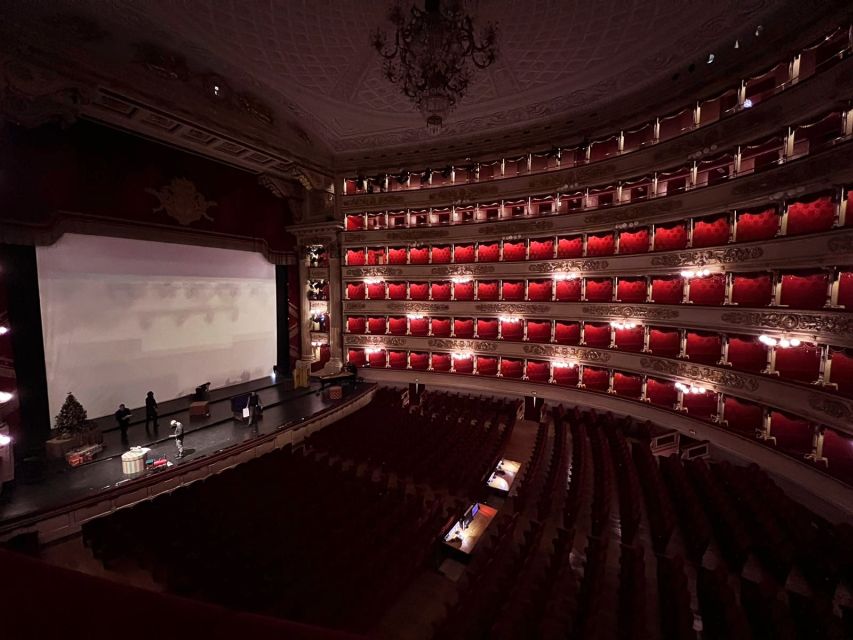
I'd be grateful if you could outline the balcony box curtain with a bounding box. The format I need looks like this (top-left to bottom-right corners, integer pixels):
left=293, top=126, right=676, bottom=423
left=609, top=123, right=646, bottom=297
left=685, top=331, right=721, bottom=364
left=348, top=349, right=366, bottom=367
left=432, top=353, right=451, bottom=371
left=388, top=247, right=408, bottom=265
left=647, top=378, right=677, bottom=406
left=500, top=320, right=523, bottom=341
left=654, top=222, right=688, bottom=251
left=477, top=319, right=499, bottom=340
left=786, top=195, right=835, bottom=236
left=389, top=350, right=407, bottom=369
left=555, top=321, right=581, bottom=345
left=617, top=277, right=647, bottom=302
left=530, top=238, right=554, bottom=260
left=649, top=328, right=680, bottom=357
left=477, top=281, right=500, bottom=301
left=502, top=281, right=525, bottom=301
left=409, top=282, right=429, bottom=300
left=410, top=352, right=430, bottom=370
left=587, top=233, right=615, bottom=256
left=454, top=318, right=474, bottom=338
left=774, top=344, right=821, bottom=382
left=431, top=317, right=451, bottom=337
left=586, top=278, right=613, bottom=302
left=652, top=276, right=683, bottom=304
left=619, top=229, right=650, bottom=254
left=431, top=245, right=452, bottom=264
left=615, top=326, right=644, bottom=352
left=555, top=278, right=582, bottom=301
left=410, top=317, right=429, bottom=336
left=477, top=356, right=498, bottom=376
left=770, top=411, right=813, bottom=455
left=583, top=367, right=609, bottom=391
left=454, top=281, right=475, bottom=300
left=727, top=336, right=767, bottom=372
left=735, top=207, right=779, bottom=243
left=692, top=214, right=730, bottom=248
left=388, top=316, right=407, bottom=335
left=779, top=272, right=828, bottom=310
left=346, top=316, right=366, bottom=334
left=368, top=317, right=386, bottom=335
left=527, top=360, right=550, bottom=382
left=584, top=322, right=611, bottom=348
left=347, top=283, right=366, bottom=300
left=724, top=397, right=763, bottom=435
left=557, top=236, right=584, bottom=258
left=689, top=274, right=726, bottom=306
left=614, top=372, right=642, bottom=397
left=731, top=273, right=772, bottom=307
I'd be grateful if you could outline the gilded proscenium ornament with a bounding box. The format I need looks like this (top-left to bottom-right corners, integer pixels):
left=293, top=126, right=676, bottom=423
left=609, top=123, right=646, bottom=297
left=430, top=265, right=495, bottom=276
left=650, top=246, right=764, bottom=268
left=528, top=260, right=609, bottom=273
left=344, top=335, right=406, bottom=347
left=387, top=302, right=451, bottom=312
left=639, top=357, right=759, bottom=392
left=344, top=267, right=404, bottom=278
left=477, top=220, right=554, bottom=235
left=474, top=303, right=551, bottom=314
left=807, top=394, right=853, bottom=423
left=522, top=343, right=611, bottom=362
left=720, top=311, right=853, bottom=338
left=427, top=339, right=499, bottom=352
left=827, top=234, right=853, bottom=254
left=581, top=305, right=680, bottom=320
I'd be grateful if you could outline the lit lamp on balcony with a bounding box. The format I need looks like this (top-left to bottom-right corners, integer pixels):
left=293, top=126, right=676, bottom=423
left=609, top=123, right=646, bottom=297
left=552, top=272, right=578, bottom=280
left=675, top=381, right=707, bottom=395
left=609, top=320, right=639, bottom=330
left=551, top=360, right=577, bottom=369
left=758, top=334, right=801, bottom=348
left=679, top=268, right=712, bottom=279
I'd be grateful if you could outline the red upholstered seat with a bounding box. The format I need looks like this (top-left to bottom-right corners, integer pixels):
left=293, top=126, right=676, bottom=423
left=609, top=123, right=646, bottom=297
left=388, top=247, right=408, bottom=264
left=771, top=411, right=813, bottom=454
left=388, top=282, right=407, bottom=300
left=647, top=378, right=677, bottom=407
left=502, top=280, right=525, bottom=301
left=410, top=352, right=429, bottom=370
left=346, top=283, right=366, bottom=300
left=477, top=356, right=498, bottom=376
left=619, top=229, right=650, bottom=254
left=692, top=214, right=730, bottom=248
left=555, top=278, right=582, bottom=301
left=724, top=397, right=763, bottom=435
left=454, top=281, right=474, bottom=300
left=501, top=320, right=523, bottom=341
left=348, top=349, right=366, bottom=367
left=617, top=278, right=647, bottom=302
left=683, top=391, right=717, bottom=420
left=367, top=282, right=386, bottom=299
left=829, top=349, right=853, bottom=396
left=774, top=344, right=821, bottom=382
left=454, top=244, right=475, bottom=263
left=528, top=280, right=552, bottom=301
left=431, top=317, right=451, bottom=337
left=689, top=274, right=725, bottom=306
left=838, top=272, right=853, bottom=308
left=736, top=208, right=779, bottom=242
left=368, top=317, right=386, bottom=334
left=653, top=223, right=688, bottom=251
left=530, top=238, right=554, bottom=260
left=346, top=214, right=364, bottom=230
left=410, top=317, right=429, bottom=336
left=557, top=236, right=583, bottom=258
left=346, top=249, right=366, bottom=265
left=503, top=241, right=526, bottom=261
left=615, top=326, right=644, bottom=352
left=368, top=350, right=386, bottom=368
left=649, top=328, right=680, bottom=357
left=583, top=367, right=609, bottom=391
left=584, top=322, right=611, bottom=348
left=388, top=316, right=407, bottom=335
left=614, top=372, right=642, bottom=397
left=686, top=331, right=721, bottom=364
left=431, top=282, right=451, bottom=301
left=454, top=318, right=474, bottom=338
left=780, top=272, right=827, bottom=309
left=727, top=336, right=767, bottom=372
left=527, top=320, right=551, bottom=342
left=555, top=321, right=581, bottom=345
left=477, top=319, right=499, bottom=340
left=432, top=352, right=451, bottom=371
left=478, top=242, right=500, bottom=262
left=389, top=350, right=407, bottom=369
left=409, top=282, right=429, bottom=300
left=527, top=360, right=550, bottom=382
left=500, top=358, right=524, bottom=378
left=431, top=245, right=452, bottom=263
left=554, top=365, right=579, bottom=386
left=367, top=248, right=385, bottom=265
left=477, top=281, right=499, bottom=300
left=586, top=278, right=613, bottom=302
left=346, top=316, right=366, bottom=334
left=454, top=356, right=474, bottom=373
left=785, top=196, right=835, bottom=236
left=652, top=276, right=683, bottom=304
left=731, top=273, right=772, bottom=307
left=587, top=233, right=615, bottom=256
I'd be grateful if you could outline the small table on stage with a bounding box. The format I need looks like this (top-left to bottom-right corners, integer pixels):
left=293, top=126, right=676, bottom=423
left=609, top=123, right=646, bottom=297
left=189, top=401, right=210, bottom=418
left=311, top=371, right=357, bottom=390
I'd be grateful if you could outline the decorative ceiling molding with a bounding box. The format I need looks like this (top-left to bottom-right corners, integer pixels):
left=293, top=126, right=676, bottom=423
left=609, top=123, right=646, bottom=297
left=581, top=305, right=681, bottom=320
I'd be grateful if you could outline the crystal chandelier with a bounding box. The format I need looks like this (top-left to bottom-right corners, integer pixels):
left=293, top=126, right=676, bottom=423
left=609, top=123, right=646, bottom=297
left=372, top=0, right=498, bottom=134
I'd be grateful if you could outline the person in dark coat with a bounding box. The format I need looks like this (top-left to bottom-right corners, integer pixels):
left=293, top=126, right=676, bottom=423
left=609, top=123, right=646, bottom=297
left=145, top=391, right=158, bottom=433
left=115, top=403, right=132, bottom=445
left=247, top=392, right=262, bottom=427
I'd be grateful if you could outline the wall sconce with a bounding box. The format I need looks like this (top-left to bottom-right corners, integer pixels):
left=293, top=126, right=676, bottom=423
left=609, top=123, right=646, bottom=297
left=364, top=277, right=384, bottom=285
left=365, top=347, right=383, bottom=354
left=758, top=334, right=801, bottom=348
left=452, top=351, right=473, bottom=360
left=552, top=360, right=577, bottom=369
left=451, top=276, right=472, bottom=284
left=499, top=315, right=522, bottom=323
left=610, top=320, right=640, bottom=330
left=407, top=313, right=425, bottom=320
left=680, top=268, right=712, bottom=279
left=553, top=272, right=578, bottom=281
left=675, top=382, right=707, bottom=394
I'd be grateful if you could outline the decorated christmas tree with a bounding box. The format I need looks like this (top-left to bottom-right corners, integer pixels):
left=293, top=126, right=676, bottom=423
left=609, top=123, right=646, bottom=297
left=55, top=392, right=88, bottom=436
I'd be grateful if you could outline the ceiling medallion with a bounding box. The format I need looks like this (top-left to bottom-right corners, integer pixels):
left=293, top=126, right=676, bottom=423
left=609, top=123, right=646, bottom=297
left=372, top=0, right=498, bottom=135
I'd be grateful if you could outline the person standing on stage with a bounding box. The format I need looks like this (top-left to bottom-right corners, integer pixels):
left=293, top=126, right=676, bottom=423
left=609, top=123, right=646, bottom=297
left=247, top=391, right=262, bottom=427
left=115, top=403, right=132, bottom=445
left=145, top=391, right=159, bottom=433
left=170, top=419, right=184, bottom=458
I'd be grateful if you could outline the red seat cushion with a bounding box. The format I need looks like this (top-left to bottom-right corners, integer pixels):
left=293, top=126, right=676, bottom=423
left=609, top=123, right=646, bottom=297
left=727, top=336, right=767, bottom=372
left=724, top=397, right=763, bottom=434
left=652, top=276, right=683, bottom=304
left=649, top=328, right=680, bottom=357
left=502, top=281, right=524, bottom=301
left=431, top=317, right=451, bottom=337
left=615, top=326, right=644, bottom=352
left=614, top=372, right=642, bottom=397
left=527, top=320, right=551, bottom=342
left=477, top=356, right=498, bottom=376
left=454, top=245, right=475, bottom=263
left=654, top=223, right=688, bottom=251
left=583, top=366, right=609, bottom=391
left=454, top=281, right=474, bottom=300
left=432, top=353, right=451, bottom=372
left=617, top=278, right=647, bottom=302
left=693, top=214, right=730, bottom=248
left=346, top=249, right=366, bottom=266
left=367, top=282, right=386, bottom=299
left=388, top=282, right=407, bottom=300
left=774, top=344, right=821, bottom=382
left=587, top=233, right=615, bottom=256
left=409, top=247, right=429, bottom=264
left=503, top=241, right=526, bottom=261
left=410, top=317, right=429, bottom=336
left=686, top=331, right=721, bottom=364
left=410, top=352, right=430, bottom=370
left=683, top=391, right=717, bottom=420
left=388, top=316, right=407, bottom=335
left=555, top=278, right=582, bottom=301
left=555, top=321, right=580, bottom=345
left=346, top=316, right=366, bottom=333
left=647, top=378, right=677, bottom=407
left=368, top=317, right=386, bottom=334
left=785, top=196, right=835, bottom=236
left=527, top=360, right=550, bottom=382
left=829, top=349, right=853, bottom=396
left=619, top=229, right=650, bottom=254
left=736, top=208, right=779, bottom=242
left=454, top=318, right=474, bottom=338
left=500, top=358, right=524, bottom=378
left=530, top=238, right=554, bottom=260
left=586, top=278, right=613, bottom=302
left=431, top=282, right=451, bottom=301
left=431, top=245, right=451, bottom=264
left=554, top=365, right=579, bottom=386
left=731, top=274, right=772, bottom=307
left=780, top=272, right=827, bottom=310
left=838, top=272, right=853, bottom=309
left=557, top=236, right=583, bottom=258
left=478, top=242, right=500, bottom=262
left=584, top=322, right=611, bottom=348
left=477, top=281, right=499, bottom=301
left=689, top=273, right=725, bottom=305
left=477, top=319, right=499, bottom=340
left=528, top=280, right=552, bottom=301
left=501, top=320, right=523, bottom=341
left=388, top=247, right=408, bottom=265
left=347, top=283, right=366, bottom=300
left=409, top=282, right=429, bottom=300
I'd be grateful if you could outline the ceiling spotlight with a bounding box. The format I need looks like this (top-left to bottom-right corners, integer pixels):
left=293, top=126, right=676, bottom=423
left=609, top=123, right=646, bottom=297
left=0, top=391, right=12, bottom=404
left=743, top=98, right=754, bottom=109
left=707, top=53, right=715, bottom=64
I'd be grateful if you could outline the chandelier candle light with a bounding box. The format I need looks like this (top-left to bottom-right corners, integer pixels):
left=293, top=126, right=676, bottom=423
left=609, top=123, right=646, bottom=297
left=372, top=0, right=498, bottom=134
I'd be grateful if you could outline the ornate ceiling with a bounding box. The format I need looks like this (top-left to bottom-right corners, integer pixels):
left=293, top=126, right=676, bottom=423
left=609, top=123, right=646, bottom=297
left=0, top=0, right=846, bottom=174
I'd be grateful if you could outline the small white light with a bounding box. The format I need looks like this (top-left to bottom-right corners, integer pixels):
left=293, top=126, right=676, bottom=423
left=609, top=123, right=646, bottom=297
left=779, top=338, right=790, bottom=348
left=499, top=315, right=521, bottom=323
left=758, top=334, right=777, bottom=347
left=707, top=53, right=715, bottom=64
left=452, top=276, right=472, bottom=284
left=452, top=351, right=473, bottom=360
left=365, top=347, right=382, bottom=354
left=407, top=313, right=425, bottom=320
left=364, top=278, right=384, bottom=285
left=0, top=434, right=11, bottom=446
left=790, top=338, right=801, bottom=347
left=552, top=360, right=576, bottom=369
left=754, top=25, right=763, bottom=37
left=0, top=326, right=8, bottom=335
left=734, top=39, right=740, bottom=49
left=0, top=391, right=12, bottom=404
left=743, top=98, right=754, bottom=109
left=213, top=84, right=221, bottom=96
left=553, top=272, right=578, bottom=281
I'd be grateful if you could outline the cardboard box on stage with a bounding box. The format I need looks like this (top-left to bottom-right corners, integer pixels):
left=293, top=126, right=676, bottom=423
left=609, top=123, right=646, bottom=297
left=189, top=401, right=210, bottom=419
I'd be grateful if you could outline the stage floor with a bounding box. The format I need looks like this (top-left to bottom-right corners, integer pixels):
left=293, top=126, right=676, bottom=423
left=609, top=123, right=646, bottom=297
left=0, top=378, right=370, bottom=527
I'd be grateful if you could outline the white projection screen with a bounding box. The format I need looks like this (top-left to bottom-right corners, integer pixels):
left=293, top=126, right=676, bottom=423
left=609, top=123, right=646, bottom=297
left=37, top=234, right=277, bottom=421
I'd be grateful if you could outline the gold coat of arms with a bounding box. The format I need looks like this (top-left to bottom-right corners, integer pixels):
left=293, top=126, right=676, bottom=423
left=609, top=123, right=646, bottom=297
left=146, top=177, right=217, bottom=226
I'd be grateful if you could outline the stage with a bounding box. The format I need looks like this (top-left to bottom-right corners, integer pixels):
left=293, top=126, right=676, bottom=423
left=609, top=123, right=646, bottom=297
left=0, top=377, right=372, bottom=533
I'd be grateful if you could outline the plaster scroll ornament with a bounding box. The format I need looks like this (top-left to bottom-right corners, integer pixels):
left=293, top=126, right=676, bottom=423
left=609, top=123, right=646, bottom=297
left=146, top=178, right=217, bottom=226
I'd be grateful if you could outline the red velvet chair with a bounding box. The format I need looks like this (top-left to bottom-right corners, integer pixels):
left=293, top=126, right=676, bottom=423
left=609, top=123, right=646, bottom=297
left=693, top=214, right=730, bottom=248
left=785, top=196, right=835, bottom=236
left=651, top=276, right=683, bottom=304
left=731, top=273, right=772, bottom=307
left=554, top=365, right=579, bottom=386
left=389, top=350, right=407, bottom=369
left=346, top=283, right=366, bottom=300
left=346, top=214, right=364, bottom=231
left=346, top=249, right=366, bottom=266
left=410, top=352, right=430, bottom=370
left=614, top=372, right=642, bottom=398
left=409, top=282, right=429, bottom=300
left=683, top=391, right=717, bottom=420
left=409, top=247, right=429, bottom=264
left=454, top=281, right=475, bottom=300
left=527, top=360, right=550, bottom=382
left=587, top=233, right=615, bottom=256
left=432, top=353, right=451, bottom=372
left=736, top=208, right=779, bottom=242
left=346, top=316, right=366, bottom=334
left=829, top=349, right=853, bottom=396
left=410, top=317, right=429, bottom=336
left=584, top=322, right=611, bottom=348
left=530, top=238, right=554, bottom=260
left=724, top=397, right=763, bottom=435
left=367, top=317, right=386, bottom=335
left=615, top=326, right=644, bottom=352
left=653, top=223, right=688, bottom=251
left=454, top=356, right=474, bottom=374
left=478, top=242, right=500, bottom=262
left=555, top=278, right=582, bottom=301
left=527, top=320, right=551, bottom=342
left=586, top=278, right=613, bottom=302
left=838, top=272, right=853, bottom=309
left=727, top=336, right=767, bottom=372
left=388, top=316, right=407, bottom=335
left=555, top=321, right=581, bottom=345
left=454, top=318, right=474, bottom=338
left=367, top=248, right=385, bottom=265
left=770, top=411, right=813, bottom=454
left=503, top=241, right=526, bottom=261
left=500, top=358, right=524, bottom=378
left=431, top=245, right=452, bottom=264
left=686, top=331, right=721, bottom=364
left=617, top=278, right=647, bottom=302
left=557, top=236, right=583, bottom=258
left=388, top=282, right=407, bottom=300
left=477, top=319, right=499, bottom=340
left=431, top=317, right=451, bottom=337
left=689, top=274, right=725, bottom=305
left=647, top=378, right=677, bottom=407
left=477, top=281, right=500, bottom=301
left=528, top=280, right=552, bottom=301
left=348, top=349, right=366, bottom=367
left=780, top=272, right=828, bottom=309
left=502, top=280, right=525, bottom=301
left=367, top=282, right=386, bottom=299
left=431, top=281, right=451, bottom=301
left=649, top=328, right=680, bottom=357
left=454, top=244, right=475, bottom=263
left=388, top=247, right=408, bottom=264
left=619, top=229, right=650, bottom=254
left=477, top=356, right=498, bottom=376
left=368, top=350, right=386, bottom=368
left=583, top=367, right=609, bottom=391
left=774, top=344, right=821, bottom=382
